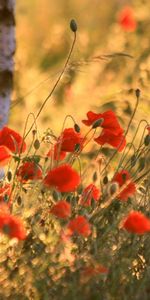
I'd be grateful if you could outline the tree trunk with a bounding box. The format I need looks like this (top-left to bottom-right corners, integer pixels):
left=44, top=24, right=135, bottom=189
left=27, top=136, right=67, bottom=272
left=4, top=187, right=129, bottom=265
left=0, top=0, right=15, bottom=129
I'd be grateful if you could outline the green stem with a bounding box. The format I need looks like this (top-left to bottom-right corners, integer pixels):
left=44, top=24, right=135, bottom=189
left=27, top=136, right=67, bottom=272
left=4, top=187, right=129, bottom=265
left=24, top=32, right=77, bottom=140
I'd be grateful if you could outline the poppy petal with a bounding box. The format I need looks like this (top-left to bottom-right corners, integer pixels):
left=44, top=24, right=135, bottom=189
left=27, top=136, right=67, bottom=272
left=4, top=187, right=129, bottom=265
left=0, top=127, right=26, bottom=153
left=122, top=211, right=150, bottom=234
left=43, top=164, right=80, bottom=193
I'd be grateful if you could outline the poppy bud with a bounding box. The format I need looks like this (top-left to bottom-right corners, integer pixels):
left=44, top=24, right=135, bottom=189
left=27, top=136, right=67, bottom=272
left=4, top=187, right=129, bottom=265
left=144, top=135, right=150, bottom=146
left=103, top=176, right=108, bottom=185
left=93, top=171, right=97, bottom=182
left=34, top=139, right=40, bottom=150
left=138, top=186, right=146, bottom=195
left=74, top=123, right=80, bottom=133
left=70, top=19, right=77, bottom=32
left=52, top=190, right=60, bottom=201
left=7, top=171, right=12, bottom=181
left=17, top=196, right=22, bottom=206
left=92, top=118, right=104, bottom=129
left=135, top=88, right=140, bottom=98
left=108, top=182, right=119, bottom=196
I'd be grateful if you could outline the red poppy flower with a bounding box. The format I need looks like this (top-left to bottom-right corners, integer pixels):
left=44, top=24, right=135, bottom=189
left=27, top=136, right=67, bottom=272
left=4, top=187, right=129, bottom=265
left=94, top=129, right=126, bottom=152
left=118, top=6, right=137, bottom=32
left=50, top=200, right=71, bottom=219
left=68, top=215, right=91, bottom=237
left=82, top=110, right=123, bottom=135
left=16, top=161, right=42, bottom=182
left=80, top=184, right=100, bottom=206
left=122, top=211, right=150, bottom=234
left=43, top=164, right=80, bottom=193
left=0, top=213, right=26, bottom=240
left=0, top=145, right=12, bottom=166
left=112, top=170, right=136, bottom=201
left=47, top=144, right=66, bottom=161
left=0, top=184, right=12, bottom=206
left=0, top=126, right=26, bottom=153
left=57, top=128, right=85, bottom=153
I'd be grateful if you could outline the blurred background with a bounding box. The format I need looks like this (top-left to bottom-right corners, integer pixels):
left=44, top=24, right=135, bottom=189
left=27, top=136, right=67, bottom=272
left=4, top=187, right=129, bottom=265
left=11, top=0, right=150, bottom=135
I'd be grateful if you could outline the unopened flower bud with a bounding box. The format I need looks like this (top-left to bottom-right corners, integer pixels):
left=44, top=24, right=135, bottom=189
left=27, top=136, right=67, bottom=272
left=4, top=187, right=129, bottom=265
left=74, top=123, right=80, bottom=133
left=144, top=135, right=150, bottom=146
left=92, top=118, right=104, bottom=129
left=34, top=139, right=40, bottom=150
left=70, top=19, right=77, bottom=32
left=135, top=88, right=140, bottom=98
left=17, top=196, right=22, bottom=206
left=52, top=190, right=60, bottom=201
left=103, top=176, right=108, bottom=185
left=7, top=171, right=12, bottom=181
left=108, top=182, right=119, bottom=196
left=93, top=171, right=97, bottom=182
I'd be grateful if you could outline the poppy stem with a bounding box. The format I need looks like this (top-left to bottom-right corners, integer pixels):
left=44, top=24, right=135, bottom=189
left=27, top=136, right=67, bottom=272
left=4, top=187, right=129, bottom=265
left=116, top=119, right=148, bottom=172
left=24, top=31, right=77, bottom=140
left=134, top=168, right=150, bottom=184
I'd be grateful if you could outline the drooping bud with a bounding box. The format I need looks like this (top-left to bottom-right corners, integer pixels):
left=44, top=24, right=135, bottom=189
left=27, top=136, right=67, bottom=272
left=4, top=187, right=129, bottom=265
left=92, top=118, right=104, bottom=129
left=74, top=123, right=80, bottom=133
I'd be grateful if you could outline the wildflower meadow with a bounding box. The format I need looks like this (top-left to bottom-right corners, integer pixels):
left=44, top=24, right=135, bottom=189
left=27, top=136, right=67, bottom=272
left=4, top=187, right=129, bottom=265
left=0, top=2, right=150, bottom=300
